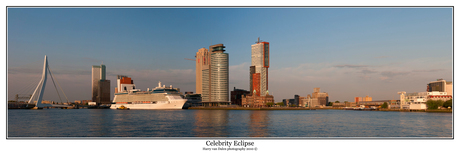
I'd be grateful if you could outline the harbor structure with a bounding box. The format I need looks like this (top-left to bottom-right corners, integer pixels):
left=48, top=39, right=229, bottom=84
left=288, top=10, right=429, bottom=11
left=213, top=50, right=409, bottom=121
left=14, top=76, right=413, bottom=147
left=91, top=64, right=111, bottom=105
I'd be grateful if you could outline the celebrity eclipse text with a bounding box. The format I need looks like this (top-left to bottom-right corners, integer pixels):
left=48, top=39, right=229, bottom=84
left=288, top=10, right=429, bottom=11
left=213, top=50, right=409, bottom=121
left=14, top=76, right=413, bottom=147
left=203, top=140, right=257, bottom=151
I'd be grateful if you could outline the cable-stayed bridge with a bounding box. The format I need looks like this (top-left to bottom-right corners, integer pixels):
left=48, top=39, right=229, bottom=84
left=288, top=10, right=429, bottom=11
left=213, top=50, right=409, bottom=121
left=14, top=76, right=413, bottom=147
left=25, top=55, right=72, bottom=109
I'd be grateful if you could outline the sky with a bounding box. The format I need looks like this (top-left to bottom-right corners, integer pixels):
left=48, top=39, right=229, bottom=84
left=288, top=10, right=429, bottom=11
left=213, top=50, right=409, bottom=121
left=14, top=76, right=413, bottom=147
left=7, top=7, right=453, bottom=102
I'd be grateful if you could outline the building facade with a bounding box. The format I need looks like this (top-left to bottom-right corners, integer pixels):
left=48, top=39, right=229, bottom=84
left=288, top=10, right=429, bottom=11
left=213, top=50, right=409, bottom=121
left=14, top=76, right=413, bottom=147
left=199, top=44, right=229, bottom=106
left=195, top=48, right=208, bottom=94
left=92, top=64, right=111, bottom=105
left=250, top=38, right=269, bottom=96
left=363, top=95, right=372, bottom=101
left=310, top=88, right=329, bottom=106
left=231, top=87, right=250, bottom=106
left=242, top=93, right=274, bottom=107
left=242, top=38, right=274, bottom=107
left=428, top=79, right=453, bottom=96
left=355, top=95, right=372, bottom=104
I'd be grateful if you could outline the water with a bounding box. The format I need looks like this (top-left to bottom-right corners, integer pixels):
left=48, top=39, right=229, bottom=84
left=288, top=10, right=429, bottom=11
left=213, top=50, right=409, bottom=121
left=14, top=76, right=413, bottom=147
left=7, top=109, right=452, bottom=137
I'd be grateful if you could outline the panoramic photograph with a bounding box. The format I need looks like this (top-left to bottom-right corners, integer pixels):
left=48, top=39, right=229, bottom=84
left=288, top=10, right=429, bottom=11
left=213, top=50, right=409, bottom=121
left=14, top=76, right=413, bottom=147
left=6, top=6, right=452, bottom=140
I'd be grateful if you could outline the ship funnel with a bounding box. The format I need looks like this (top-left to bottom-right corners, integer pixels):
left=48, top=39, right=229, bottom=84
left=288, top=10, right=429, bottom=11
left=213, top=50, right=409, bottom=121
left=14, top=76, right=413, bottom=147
left=158, top=81, right=162, bottom=87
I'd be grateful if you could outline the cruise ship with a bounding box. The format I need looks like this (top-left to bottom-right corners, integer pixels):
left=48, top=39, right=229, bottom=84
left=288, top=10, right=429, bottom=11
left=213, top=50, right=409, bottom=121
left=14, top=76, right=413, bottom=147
left=110, top=75, right=187, bottom=109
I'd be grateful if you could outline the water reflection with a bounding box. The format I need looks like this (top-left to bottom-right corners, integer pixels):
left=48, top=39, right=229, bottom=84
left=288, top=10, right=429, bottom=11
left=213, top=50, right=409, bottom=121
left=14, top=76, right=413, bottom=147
left=88, top=109, right=113, bottom=136
left=193, top=110, right=229, bottom=137
left=8, top=109, right=452, bottom=137
left=248, top=111, right=270, bottom=137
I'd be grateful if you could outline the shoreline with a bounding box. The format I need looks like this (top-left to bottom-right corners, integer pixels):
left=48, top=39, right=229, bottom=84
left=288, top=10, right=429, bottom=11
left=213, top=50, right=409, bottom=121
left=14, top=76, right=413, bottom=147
left=188, top=107, right=452, bottom=113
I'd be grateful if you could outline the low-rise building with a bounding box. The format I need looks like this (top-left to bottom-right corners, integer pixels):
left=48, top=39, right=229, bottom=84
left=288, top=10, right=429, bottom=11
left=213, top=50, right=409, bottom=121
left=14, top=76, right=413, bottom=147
left=231, top=87, right=250, bottom=106
left=242, top=92, right=274, bottom=107
left=397, top=91, right=451, bottom=110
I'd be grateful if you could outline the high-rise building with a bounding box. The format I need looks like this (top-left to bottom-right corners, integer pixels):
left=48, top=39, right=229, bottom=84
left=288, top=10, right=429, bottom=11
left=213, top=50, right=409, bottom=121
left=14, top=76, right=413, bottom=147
left=200, top=44, right=229, bottom=106
left=210, top=44, right=229, bottom=102
left=196, top=48, right=209, bottom=94
left=243, top=38, right=274, bottom=107
left=250, top=37, right=269, bottom=96
left=92, top=64, right=111, bottom=105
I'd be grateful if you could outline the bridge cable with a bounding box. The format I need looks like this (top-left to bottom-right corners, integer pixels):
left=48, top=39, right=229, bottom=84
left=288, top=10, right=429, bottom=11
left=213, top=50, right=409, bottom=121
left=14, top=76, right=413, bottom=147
left=48, top=67, right=63, bottom=103
left=48, top=66, right=69, bottom=103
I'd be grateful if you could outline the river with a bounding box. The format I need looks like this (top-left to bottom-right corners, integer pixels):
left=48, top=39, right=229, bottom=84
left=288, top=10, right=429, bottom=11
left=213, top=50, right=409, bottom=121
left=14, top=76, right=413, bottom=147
left=7, top=109, right=452, bottom=137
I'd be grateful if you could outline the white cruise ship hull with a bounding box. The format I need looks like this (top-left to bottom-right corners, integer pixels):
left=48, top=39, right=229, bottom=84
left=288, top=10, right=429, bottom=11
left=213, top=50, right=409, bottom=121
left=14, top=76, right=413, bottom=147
left=110, top=100, right=186, bottom=110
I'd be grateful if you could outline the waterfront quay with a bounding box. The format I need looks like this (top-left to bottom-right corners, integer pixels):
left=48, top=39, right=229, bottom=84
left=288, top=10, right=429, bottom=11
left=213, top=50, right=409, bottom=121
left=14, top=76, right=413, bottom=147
left=189, top=106, right=320, bottom=110
left=188, top=106, right=452, bottom=113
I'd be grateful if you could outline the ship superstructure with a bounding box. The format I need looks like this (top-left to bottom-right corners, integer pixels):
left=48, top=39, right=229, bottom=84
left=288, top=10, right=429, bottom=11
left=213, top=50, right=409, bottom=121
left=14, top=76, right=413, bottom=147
left=110, top=75, right=186, bottom=109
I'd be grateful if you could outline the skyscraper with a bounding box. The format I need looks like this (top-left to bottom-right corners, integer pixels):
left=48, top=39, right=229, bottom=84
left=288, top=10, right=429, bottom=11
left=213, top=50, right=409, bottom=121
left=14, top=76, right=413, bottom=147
left=196, top=48, right=208, bottom=94
left=250, top=37, right=269, bottom=96
left=92, top=64, right=111, bottom=105
left=242, top=38, right=274, bottom=107
left=210, top=44, right=229, bottom=102
left=199, top=44, right=229, bottom=106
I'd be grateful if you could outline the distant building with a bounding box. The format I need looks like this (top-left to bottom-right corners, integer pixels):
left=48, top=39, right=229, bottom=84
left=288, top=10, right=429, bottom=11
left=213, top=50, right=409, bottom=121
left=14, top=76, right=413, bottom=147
left=231, top=87, right=250, bottom=106
left=363, top=95, right=372, bottom=101
left=354, top=97, right=363, bottom=103
left=81, top=100, right=91, bottom=105
left=301, top=88, right=329, bottom=107
left=397, top=91, right=451, bottom=110
left=300, top=94, right=318, bottom=107
left=427, top=79, right=452, bottom=96
left=283, top=95, right=300, bottom=106
left=427, top=91, right=452, bottom=101
left=282, top=99, right=294, bottom=106
left=242, top=93, right=274, bottom=107
left=92, top=64, right=111, bottom=105
left=312, top=88, right=329, bottom=106
left=184, top=92, right=202, bottom=107
left=355, top=95, right=372, bottom=104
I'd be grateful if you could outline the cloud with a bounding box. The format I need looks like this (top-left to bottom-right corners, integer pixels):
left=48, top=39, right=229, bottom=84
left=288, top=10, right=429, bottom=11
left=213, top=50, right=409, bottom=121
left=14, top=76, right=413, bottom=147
left=380, top=71, right=410, bottom=77
left=334, top=64, right=368, bottom=68
left=333, top=64, right=377, bottom=75
left=412, top=69, right=445, bottom=73
left=359, top=75, right=371, bottom=80
left=360, top=69, right=377, bottom=74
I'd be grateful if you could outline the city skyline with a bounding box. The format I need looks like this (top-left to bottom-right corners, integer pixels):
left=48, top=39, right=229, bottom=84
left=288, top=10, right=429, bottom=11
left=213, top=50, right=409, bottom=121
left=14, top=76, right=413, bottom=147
left=7, top=7, right=452, bottom=102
